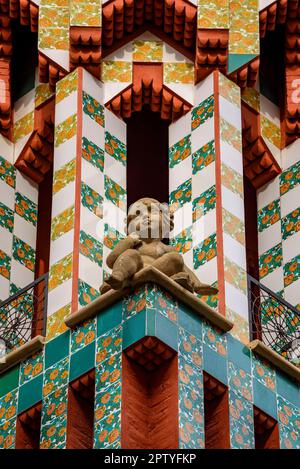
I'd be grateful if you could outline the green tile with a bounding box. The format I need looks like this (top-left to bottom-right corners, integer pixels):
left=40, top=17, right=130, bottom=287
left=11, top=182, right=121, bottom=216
left=69, top=341, right=95, bottom=382
left=178, top=303, right=202, bottom=338
left=276, top=371, right=300, bottom=407
left=0, top=366, right=20, bottom=398
left=146, top=309, right=156, bottom=336
left=97, top=301, right=122, bottom=336
left=228, top=334, right=251, bottom=373
left=253, top=379, right=277, bottom=420
left=45, top=331, right=70, bottom=369
left=203, top=344, right=227, bottom=385
left=122, top=310, right=146, bottom=350
left=155, top=312, right=178, bottom=351
left=18, top=374, right=43, bottom=413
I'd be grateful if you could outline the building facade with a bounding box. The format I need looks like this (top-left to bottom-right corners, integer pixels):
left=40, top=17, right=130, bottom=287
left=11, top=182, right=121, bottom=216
left=0, top=0, right=299, bottom=450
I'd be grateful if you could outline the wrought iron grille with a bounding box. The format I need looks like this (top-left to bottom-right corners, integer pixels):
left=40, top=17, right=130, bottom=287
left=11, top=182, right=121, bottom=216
left=0, top=273, right=48, bottom=354
left=248, top=274, right=300, bottom=366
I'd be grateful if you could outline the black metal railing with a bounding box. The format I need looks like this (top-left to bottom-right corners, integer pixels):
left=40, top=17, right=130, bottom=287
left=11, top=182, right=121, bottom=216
left=0, top=273, right=48, bottom=355
left=248, top=274, right=300, bottom=366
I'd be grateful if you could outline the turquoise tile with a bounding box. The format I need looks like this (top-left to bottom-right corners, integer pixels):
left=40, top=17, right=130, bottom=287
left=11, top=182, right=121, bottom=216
left=97, top=301, right=122, bottom=336
left=178, top=303, right=202, bottom=338
left=0, top=366, right=19, bottom=398
left=203, top=344, right=227, bottom=385
left=276, top=371, right=300, bottom=407
left=155, top=312, right=178, bottom=351
left=146, top=309, right=156, bottom=336
left=122, top=310, right=146, bottom=350
left=69, top=341, right=95, bottom=382
left=45, top=331, right=70, bottom=370
left=227, top=334, right=251, bottom=373
left=253, top=379, right=277, bottom=420
left=18, top=374, right=43, bottom=413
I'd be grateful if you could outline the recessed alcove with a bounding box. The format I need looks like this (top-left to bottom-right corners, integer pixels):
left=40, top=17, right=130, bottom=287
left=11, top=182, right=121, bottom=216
left=125, top=107, right=170, bottom=208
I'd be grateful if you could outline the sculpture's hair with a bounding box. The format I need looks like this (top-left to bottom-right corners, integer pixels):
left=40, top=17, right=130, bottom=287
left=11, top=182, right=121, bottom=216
left=127, top=197, right=174, bottom=234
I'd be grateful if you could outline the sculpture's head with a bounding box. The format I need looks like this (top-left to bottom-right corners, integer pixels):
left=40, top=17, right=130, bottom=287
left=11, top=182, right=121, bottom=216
left=127, top=198, right=174, bottom=240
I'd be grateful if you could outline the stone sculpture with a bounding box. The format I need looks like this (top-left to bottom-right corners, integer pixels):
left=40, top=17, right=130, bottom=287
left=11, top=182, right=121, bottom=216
left=100, top=197, right=218, bottom=296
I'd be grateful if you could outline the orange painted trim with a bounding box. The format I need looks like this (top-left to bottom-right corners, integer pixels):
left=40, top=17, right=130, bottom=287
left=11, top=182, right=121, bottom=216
left=71, top=67, right=83, bottom=314
left=213, top=70, right=226, bottom=318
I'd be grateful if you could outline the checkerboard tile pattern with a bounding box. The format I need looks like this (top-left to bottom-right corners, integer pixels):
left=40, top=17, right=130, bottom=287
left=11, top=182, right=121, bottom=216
left=169, top=71, right=249, bottom=344
left=257, top=143, right=300, bottom=312
left=0, top=137, right=38, bottom=303
left=47, top=68, right=127, bottom=340
left=102, top=31, right=194, bottom=105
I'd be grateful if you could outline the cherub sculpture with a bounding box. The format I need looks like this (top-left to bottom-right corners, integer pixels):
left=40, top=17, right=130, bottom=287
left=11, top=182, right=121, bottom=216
left=100, top=197, right=218, bottom=296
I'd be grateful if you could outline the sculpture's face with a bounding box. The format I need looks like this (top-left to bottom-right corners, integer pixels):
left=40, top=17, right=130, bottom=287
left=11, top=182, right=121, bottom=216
left=127, top=198, right=171, bottom=239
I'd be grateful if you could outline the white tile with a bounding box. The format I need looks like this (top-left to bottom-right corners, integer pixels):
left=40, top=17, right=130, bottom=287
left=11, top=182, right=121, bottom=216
left=192, top=162, right=216, bottom=198
left=193, top=209, right=216, bottom=246
left=263, top=137, right=281, bottom=167
left=15, top=172, right=38, bottom=204
left=194, top=74, right=214, bottom=104
left=49, top=231, right=74, bottom=267
left=225, top=281, right=249, bottom=320
left=282, top=231, right=300, bottom=264
left=0, top=275, right=10, bottom=301
left=10, top=258, right=34, bottom=288
left=105, top=153, right=126, bottom=188
left=40, top=49, right=69, bottom=71
left=82, top=112, right=105, bottom=149
left=258, top=221, right=281, bottom=255
left=102, top=245, right=112, bottom=274
left=169, top=157, right=192, bottom=192
left=83, top=68, right=104, bottom=102
left=0, top=226, right=13, bottom=256
left=259, top=0, right=277, bottom=9
left=55, top=92, right=77, bottom=126
left=0, top=135, right=14, bottom=163
left=169, top=111, right=192, bottom=147
left=282, top=138, right=300, bottom=170
left=257, top=176, right=280, bottom=210
left=51, top=182, right=76, bottom=219
left=80, top=205, right=103, bottom=240
left=14, top=215, right=37, bottom=250
left=78, top=253, right=102, bottom=290
left=165, top=83, right=194, bottom=105
left=103, top=200, right=127, bottom=234
left=183, top=249, right=193, bottom=270
left=194, top=256, right=218, bottom=285
left=163, top=42, right=193, bottom=63
left=220, top=139, right=243, bottom=175
left=191, top=117, right=215, bottom=153
left=223, top=233, right=247, bottom=270
left=14, top=89, right=35, bottom=121
left=104, top=107, right=126, bottom=143
left=280, top=184, right=300, bottom=217
left=260, top=267, right=284, bottom=293
left=104, top=42, right=133, bottom=62
left=219, top=96, right=242, bottom=131
left=47, top=278, right=73, bottom=317
left=14, top=135, right=30, bottom=163
left=260, top=95, right=280, bottom=126
left=82, top=158, right=104, bottom=194
left=284, top=278, right=300, bottom=307
left=172, top=202, right=192, bottom=237
left=0, top=179, right=15, bottom=210
left=104, top=82, right=131, bottom=104
left=53, top=137, right=77, bottom=173
left=221, top=185, right=244, bottom=220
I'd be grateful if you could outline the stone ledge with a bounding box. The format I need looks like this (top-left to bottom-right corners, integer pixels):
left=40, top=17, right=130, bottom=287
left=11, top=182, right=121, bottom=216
left=0, top=336, right=45, bottom=375
left=248, top=340, right=300, bottom=383
left=65, top=266, right=233, bottom=332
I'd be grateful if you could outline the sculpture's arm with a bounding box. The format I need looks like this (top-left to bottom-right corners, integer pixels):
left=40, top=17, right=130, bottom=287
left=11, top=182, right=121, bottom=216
left=106, top=233, right=141, bottom=269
